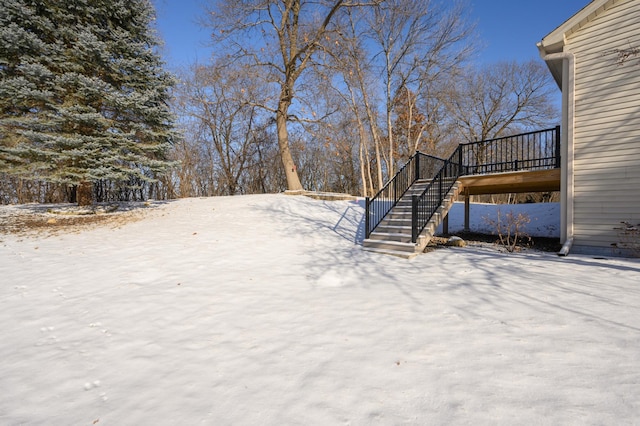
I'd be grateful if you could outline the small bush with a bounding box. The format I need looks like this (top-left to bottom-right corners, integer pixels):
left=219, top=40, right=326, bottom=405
left=483, top=209, right=531, bottom=253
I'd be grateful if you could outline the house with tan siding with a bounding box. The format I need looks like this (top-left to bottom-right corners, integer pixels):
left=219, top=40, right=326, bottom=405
left=537, top=0, right=640, bottom=256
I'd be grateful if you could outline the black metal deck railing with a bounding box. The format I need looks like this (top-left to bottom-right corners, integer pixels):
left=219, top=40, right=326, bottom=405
left=459, top=127, right=560, bottom=175
left=365, top=126, right=561, bottom=242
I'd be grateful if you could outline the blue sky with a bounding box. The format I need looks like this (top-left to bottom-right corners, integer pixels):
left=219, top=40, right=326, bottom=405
left=152, top=0, right=589, bottom=69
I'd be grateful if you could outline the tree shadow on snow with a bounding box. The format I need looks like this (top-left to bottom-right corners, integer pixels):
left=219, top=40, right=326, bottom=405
left=252, top=196, right=402, bottom=290
left=254, top=197, right=366, bottom=245
left=405, top=248, right=640, bottom=332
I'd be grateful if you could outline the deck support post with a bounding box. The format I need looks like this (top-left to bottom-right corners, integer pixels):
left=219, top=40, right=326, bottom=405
left=365, top=197, right=370, bottom=239
left=464, top=187, right=470, bottom=232
left=443, top=213, right=449, bottom=235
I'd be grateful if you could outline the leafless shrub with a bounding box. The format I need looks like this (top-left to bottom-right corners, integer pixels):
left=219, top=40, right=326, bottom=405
left=483, top=208, right=531, bottom=253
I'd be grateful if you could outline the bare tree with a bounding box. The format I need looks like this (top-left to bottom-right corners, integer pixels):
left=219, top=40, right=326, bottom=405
left=327, top=0, right=473, bottom=194
left=365, top=0, right=474, bottom=176
left=332, top=9, right=385, bottom=194
left=391, top=85, right=453, bottom=161
left=297, top=73, right=362, bottom=195
left=205, top=0, right=380, bottom=192
left=445, top=60, right=559, bottom=143
left=171, top=61, right=278, bottom=197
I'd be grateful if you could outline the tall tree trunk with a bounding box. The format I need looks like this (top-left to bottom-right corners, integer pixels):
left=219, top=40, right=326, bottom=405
left=386, top=101, right=394, bottom=178
left=347, top=84, right=372, bottom=197
left=77, top=181, right=93, bottom=206
left=357, top=79, right=383, bottom=190
left=68, top=184, right=77, bottom=204
left=276, top=99, right=303, bottom=191
left=358, top=135, right=368, bottom=198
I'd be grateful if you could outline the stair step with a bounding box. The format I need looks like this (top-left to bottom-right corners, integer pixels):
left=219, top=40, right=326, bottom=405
left=374, top=223, right=411, bottom=235
left=375, top=223, right=412, bottom=230
left=386, top=214, right=411, bottom=220
left=404, top=188, right=428, bottom=195
left=384, top=213, right=411, bottom=220
left=384, top=210, right=412, bottom=216
left=367, top=231, right=413, bottom=243
left=388, top=205, right=412, bottom=211
left=362, top=238, right=418, bottom=252
left=362, top=247, right=418, bottom=260
left=378, top=220, right=412, bottom=228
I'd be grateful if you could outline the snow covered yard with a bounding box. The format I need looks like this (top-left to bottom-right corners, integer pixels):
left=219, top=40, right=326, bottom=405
left=1, top=194, right=639, bottom=425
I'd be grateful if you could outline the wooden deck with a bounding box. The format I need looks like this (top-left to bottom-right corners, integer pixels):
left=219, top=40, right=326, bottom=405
left=458, top=168, right=560, bottom=195
left=449, top=168, right=561, bottom=234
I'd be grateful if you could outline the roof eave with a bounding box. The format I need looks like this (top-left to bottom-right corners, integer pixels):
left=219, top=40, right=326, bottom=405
left=537, top=0, right=616, bottom=88
left=536, top=43, right=563, bottom=88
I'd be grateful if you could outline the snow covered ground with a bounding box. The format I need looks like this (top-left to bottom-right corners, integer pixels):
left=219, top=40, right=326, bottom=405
left=1, top=194, right=639, bottom=425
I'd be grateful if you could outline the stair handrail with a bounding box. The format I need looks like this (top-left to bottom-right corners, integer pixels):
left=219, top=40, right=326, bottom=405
left=365, top=153, right=419, bottom=239
left=411, top=148, right=463, bottom=243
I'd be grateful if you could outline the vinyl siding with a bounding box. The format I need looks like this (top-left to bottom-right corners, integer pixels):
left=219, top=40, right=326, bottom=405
left=566, top=0, right=640, bottom=253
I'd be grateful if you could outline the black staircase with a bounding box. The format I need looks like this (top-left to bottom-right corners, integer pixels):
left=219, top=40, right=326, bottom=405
left=364, top=152, right=448, bottom=239
left=365, top=126, right=560, bottom=245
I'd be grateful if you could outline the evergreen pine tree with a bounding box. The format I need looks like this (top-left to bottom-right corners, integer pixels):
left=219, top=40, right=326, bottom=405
left=0, top=0, right=176, bottom=205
